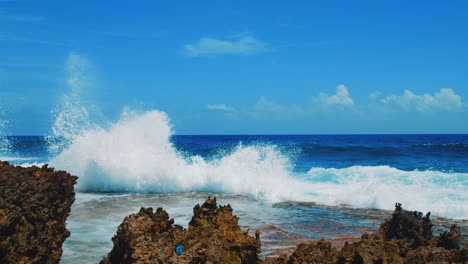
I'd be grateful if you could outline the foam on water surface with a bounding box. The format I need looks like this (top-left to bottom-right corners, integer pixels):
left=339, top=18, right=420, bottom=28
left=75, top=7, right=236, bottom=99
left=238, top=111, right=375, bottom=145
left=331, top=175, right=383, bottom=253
left=49, top=109, right=468, bottom=219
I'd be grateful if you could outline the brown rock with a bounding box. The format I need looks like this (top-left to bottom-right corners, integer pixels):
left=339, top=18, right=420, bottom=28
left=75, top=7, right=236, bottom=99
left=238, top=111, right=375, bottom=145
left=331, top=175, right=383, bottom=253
left=101, top=198, right=467, bottom=264
left=0, top=161, right=77, bottom=264
left=286, top=239, right=339, bottom=264
left=101, top=196, right=261, bottom=264
left=378, top=202, right=432, bottom=248
left=265, top=203, right=467, bottom=264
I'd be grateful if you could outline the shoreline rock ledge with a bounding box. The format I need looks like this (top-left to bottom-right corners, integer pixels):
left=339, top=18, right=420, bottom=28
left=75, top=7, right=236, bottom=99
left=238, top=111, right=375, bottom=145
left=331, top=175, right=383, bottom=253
left=0, top=161, right=77, bottom=264
left=101, top=196, right=261, bottom=264
left=103, top=198, right=467, bottom=264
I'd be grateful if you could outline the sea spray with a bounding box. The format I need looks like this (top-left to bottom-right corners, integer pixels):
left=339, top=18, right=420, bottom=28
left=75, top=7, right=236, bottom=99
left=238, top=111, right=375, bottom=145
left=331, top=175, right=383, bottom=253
left=50, top=109, right=308, bottom=202
left=0, top=109, right=11, bottom=155
left=48, top=108, right=468, bottom=219
left=47, top=53, right=96, bottom=155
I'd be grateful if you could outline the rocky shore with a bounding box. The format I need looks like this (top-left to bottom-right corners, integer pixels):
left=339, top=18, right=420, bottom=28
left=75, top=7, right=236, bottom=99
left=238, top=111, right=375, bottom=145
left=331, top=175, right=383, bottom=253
left=0, top=161, right=77, bottom=264
left=100, top=197, right=260, bottom=264
left=102, top=198, right=467, bottom=264
left=0, top=161, right=466, bottom=263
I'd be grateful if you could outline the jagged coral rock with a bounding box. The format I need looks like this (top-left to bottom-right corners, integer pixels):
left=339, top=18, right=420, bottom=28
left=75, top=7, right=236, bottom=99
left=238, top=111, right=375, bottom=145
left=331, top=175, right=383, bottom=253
left=102, top=199, right=467, bottom=264
left=265, top=203, right=467, bottom=264
left=101, top=196, right=261, bottom=264
left=0, top=161, right=77, bottom=264
left=378, top=202, right=433, bottom=248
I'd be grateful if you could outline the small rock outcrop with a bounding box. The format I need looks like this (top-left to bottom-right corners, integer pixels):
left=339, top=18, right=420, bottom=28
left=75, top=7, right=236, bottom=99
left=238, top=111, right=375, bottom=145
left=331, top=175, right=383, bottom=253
left=101, top=196, right=261, bottom=264
left=264, top=203, right=468, bottom=264
left=0, top=161, right=77, bottom=264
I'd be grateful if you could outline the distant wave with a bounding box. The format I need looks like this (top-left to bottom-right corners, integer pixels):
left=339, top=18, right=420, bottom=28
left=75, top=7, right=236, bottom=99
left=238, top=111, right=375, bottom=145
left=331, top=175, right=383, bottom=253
left=300, top=143, right=401, bottom=157
left=304, top=166, right=467, bottom=219
left=413, top=143, right=468, bottom=153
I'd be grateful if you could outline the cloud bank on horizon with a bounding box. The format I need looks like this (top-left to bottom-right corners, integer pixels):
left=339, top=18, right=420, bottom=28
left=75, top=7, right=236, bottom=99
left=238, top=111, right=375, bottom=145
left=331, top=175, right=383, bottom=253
left=209, top=85, right=465, bottom=118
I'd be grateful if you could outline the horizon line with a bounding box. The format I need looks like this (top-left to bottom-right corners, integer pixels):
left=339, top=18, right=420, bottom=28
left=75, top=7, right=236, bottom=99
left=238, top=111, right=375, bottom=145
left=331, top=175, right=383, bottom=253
left=3, top=133, right=468, bottom=137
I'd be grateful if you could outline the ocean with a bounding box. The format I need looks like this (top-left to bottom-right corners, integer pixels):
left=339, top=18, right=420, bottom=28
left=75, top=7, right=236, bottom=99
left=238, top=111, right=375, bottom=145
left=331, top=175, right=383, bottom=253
left=0, top=111, right=467, bottom=263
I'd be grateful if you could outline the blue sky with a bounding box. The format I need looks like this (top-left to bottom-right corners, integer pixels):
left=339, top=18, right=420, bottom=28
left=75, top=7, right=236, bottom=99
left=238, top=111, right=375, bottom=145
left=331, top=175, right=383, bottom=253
left=1, top=0, right=467, bottom=135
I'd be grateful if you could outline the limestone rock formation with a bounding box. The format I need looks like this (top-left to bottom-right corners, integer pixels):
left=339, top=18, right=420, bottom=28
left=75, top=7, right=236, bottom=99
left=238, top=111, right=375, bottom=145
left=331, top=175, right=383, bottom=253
left=0, top=161, right=77, bottom=264
left=102, top=197, right=467, bottom=264
left=101, top=196, right=261, bottom=264
left=264, top=203, right=467, bottom=264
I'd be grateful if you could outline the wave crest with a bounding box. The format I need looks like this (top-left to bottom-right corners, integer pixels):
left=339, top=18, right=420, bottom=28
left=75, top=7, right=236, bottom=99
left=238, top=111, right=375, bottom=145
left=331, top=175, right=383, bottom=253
left=50, top=110, right=307, bottom=202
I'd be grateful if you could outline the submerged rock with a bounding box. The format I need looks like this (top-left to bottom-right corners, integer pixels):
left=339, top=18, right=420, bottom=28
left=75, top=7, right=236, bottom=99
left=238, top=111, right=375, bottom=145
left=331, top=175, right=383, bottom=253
left=101, top=196, right=261, bottom=264
left=0, top=161, right=77, bottom=264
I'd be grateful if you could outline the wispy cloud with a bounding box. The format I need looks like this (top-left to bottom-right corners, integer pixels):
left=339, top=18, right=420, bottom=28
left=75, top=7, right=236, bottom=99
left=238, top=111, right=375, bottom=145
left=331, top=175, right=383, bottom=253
left=368, top=90, right=381, bottom=102
left=314, top=85, right=354, bottom=107
left=0, top=58, right=60, bottom=69
left=0, top=13, right=43, bottom=22
left=77, top=27, right=167, bottom=39
left=207, top=104, right=236, bottom=112
left=184, top=34, right=268, bottom=57
left=250, top=96, right=304, bottom=119
left=380, top=88, right=463, bottom=112
left=0, top=33, right=69, bottom=46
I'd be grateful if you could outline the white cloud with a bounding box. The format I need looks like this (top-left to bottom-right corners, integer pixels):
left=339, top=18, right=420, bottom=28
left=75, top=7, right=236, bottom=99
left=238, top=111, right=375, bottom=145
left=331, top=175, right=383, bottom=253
left=207, top=104, right=235, bottom=112
left=315, top=84, right=354, bottom=107
left=184, top=34, right=268, bottom=57
left=381, top=88, right=463, bottom=112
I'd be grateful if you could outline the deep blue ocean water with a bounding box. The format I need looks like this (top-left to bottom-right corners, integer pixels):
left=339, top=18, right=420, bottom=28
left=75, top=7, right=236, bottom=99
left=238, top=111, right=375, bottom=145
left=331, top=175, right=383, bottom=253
left=173, top=134, right=468, bottom=173
left=4, top=134, right=468, bottom=172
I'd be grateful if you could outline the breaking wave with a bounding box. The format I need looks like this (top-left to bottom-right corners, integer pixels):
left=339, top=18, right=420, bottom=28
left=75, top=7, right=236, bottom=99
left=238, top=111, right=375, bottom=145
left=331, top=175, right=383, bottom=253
left=46, top=52, right=468, bottom=219
left=48, top=109, right=468, bottom=219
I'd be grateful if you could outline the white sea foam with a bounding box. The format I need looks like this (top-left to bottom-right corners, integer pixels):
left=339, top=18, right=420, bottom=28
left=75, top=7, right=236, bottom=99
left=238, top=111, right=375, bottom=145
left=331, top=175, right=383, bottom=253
left=304, top=166, right=468, bottom=219
left=49, top=108, right=468, bottom=219
left=50, top=109, right=308, bottom=202
left=47, top=53, right=96, bottom=155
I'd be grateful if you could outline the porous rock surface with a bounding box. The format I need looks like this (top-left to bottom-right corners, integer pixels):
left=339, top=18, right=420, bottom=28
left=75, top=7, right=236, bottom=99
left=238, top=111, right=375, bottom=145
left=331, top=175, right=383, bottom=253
left=0, top=161, right=77, bottom=264
left=101, top=196, right=261, bottom=264
left=264, top=203, right=468, bottom=264
left=102, top=198, right=467, bottom=264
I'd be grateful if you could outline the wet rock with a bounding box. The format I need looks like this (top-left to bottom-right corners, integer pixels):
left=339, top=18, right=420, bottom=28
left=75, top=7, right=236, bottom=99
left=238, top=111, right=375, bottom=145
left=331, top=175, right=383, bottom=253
left=434, top=224, right=461, bottom=250
left=101, top=196, right=261, bottom=264
left=0, top=161, right=77, bottom=264
left=274, top=239, right=339, bottom=264
left=102, top=199, right=467, bottom=264
left=378, top=202, right=432, bottom=248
